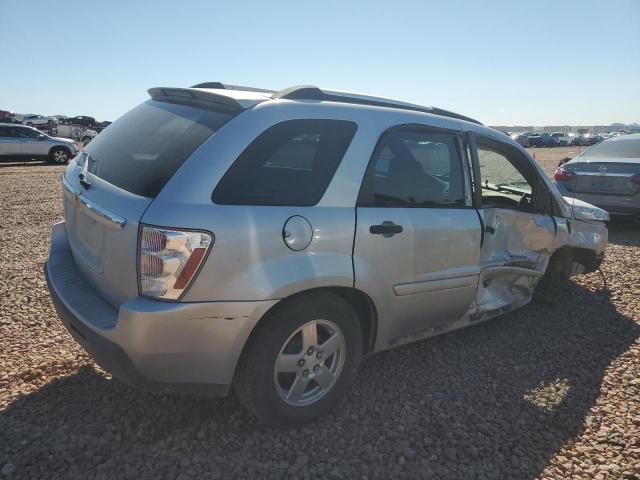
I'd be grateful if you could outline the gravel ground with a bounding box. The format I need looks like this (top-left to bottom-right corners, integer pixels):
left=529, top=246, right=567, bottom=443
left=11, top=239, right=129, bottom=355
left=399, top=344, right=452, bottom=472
left=1, top=152, right=639, bottom=480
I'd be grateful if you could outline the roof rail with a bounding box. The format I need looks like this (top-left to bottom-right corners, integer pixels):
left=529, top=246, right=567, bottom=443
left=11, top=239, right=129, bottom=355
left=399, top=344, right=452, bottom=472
left=273, top=85, right=483, bottom=125
left=191, top=82, right=276, bottom=94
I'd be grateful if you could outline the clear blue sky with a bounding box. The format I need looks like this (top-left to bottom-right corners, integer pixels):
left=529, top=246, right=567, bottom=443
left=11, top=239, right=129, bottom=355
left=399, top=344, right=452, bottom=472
left=1, top=0, right=638, bottom=126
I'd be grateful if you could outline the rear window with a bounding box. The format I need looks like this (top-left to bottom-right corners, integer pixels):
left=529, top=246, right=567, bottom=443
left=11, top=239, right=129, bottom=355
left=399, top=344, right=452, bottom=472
left=213, top=119, right=357, bottom=206
left=581, top=138, right=640, bottom=159
left=81, top=100, right=236, bottom=197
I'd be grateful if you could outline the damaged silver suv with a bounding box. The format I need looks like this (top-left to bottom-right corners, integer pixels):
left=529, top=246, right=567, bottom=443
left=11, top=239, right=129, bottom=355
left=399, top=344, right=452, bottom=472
left=45, top=83, right=608, bottom=426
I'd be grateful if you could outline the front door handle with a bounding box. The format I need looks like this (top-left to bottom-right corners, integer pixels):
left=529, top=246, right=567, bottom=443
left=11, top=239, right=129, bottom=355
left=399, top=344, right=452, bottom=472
left=370, top=221, right=403, bottom=237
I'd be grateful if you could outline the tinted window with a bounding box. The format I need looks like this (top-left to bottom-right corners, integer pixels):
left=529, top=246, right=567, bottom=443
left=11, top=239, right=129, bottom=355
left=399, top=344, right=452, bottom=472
left=581, top=138, right=640, bottom=159
left=14, top=127, right=40, bottom=138
left=81, top=100, right=236, bottom=197
left=358, top=128, right=465, bottom=207
left=213, top=120, right=357, bottom=206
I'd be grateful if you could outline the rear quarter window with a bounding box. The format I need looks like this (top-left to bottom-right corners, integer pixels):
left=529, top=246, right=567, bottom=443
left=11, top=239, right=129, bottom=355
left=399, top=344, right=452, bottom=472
left=212, top=119, right=357, bottom=206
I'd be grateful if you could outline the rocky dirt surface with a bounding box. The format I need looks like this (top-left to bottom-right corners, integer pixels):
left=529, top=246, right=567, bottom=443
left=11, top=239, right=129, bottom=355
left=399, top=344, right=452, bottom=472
left=1, top=153, right=639, bottom=479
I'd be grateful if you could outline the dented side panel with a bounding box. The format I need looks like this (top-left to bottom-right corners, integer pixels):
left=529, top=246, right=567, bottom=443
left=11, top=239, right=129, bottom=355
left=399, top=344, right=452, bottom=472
left=471, top=208, right=556, bottom=321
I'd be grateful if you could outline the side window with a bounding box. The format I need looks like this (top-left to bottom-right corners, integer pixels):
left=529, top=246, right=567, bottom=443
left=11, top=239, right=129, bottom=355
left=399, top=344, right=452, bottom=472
left=213, top=119, right=357, bottom=206
left=358, top=128, right=466, bottom=207
left=15, top=128, right=40, bottom=139
left=0, top=127, right=10, bottom=137
left=477, top=146, right=531, bottom=193
left=476, top=139, right=550, bottom=213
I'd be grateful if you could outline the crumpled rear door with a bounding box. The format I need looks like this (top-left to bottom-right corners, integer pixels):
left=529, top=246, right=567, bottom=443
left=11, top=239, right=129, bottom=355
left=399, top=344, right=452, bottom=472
left=474, top=207, right=555, bottom=321
left=468, top=133, right=557, bottom=322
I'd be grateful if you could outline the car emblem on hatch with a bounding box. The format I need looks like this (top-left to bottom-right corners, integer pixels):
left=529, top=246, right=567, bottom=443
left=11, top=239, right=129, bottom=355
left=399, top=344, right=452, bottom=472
left=598, top=165, right=607, bottom=174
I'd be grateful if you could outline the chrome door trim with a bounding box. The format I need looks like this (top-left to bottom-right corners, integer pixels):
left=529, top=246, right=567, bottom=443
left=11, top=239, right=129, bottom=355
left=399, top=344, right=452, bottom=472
left=62, top=176, right=127, bottom=230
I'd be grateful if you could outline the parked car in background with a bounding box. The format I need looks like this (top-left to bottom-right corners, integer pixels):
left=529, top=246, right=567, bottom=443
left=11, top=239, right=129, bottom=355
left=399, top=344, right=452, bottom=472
left=0, top=124, right=78, bottom=163
left=511, top=133, right=530, bottom=147
left=22, top=114, right=57, bottom=127
left=527, top=133, right=542, bottom=147
left=553, top=134, right=640, bottom=217
left=0, top=117, right=23, bottom=124
left=539, top=133, right=558, bottom=147
left=551, top=132, right=571, bottom=146
left=95, top=120, right=112, bottom=132
left=55, top=123, right=98, bottom=144
left=577, top=134, right=604, bottom=146
left=0, top=109, right=14, bottom=118
left=45, top=82, right=608, bottom=427
left=63, top=116, right=97, bottom=128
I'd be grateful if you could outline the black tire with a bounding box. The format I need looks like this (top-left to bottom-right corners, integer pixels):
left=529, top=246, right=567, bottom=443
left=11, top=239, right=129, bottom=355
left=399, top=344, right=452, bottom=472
left=234, top=291, right=363, bottom=427
left=26, top=122, right=33, bottom=126
left=48, top=146, right=71, bottom=165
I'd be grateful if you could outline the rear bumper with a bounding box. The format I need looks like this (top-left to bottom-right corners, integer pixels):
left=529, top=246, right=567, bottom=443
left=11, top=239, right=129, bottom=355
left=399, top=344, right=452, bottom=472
left=45, top=222, right=278, bottom=396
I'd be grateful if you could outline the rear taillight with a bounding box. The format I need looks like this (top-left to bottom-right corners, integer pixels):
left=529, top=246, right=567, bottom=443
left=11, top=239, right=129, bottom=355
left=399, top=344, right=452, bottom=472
left=553, top=166, right=576, bottom=182
left=631, top=173, right=640, bottom=185
left=138, top=225, right=213, bottom=300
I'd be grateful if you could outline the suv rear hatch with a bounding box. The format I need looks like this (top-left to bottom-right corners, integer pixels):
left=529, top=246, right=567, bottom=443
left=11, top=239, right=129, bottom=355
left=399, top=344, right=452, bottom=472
left=62, top=97, right=239, bottom=308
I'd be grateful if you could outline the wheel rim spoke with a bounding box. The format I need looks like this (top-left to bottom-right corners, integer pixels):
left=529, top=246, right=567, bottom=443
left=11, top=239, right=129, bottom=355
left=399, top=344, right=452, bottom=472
left=301, top=321, right=317, bottom=350
left=276, top=353, right=299, bottom=373
left=286, top=375, right=309, bottom=402
left=320, top=332, right=341, bottom=357
left=314, top=366, right=335, bottom=390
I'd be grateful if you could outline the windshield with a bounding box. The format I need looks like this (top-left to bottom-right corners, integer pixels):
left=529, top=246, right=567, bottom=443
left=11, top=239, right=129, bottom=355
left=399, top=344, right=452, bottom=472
left=581, top=138, right=640, bottom=159
left=81, top=100, right=236, bottom=197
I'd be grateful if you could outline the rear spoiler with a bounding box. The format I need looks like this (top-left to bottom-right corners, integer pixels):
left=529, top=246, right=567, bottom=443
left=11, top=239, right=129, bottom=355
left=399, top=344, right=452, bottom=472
left=148, top=87, right=247, bottom=113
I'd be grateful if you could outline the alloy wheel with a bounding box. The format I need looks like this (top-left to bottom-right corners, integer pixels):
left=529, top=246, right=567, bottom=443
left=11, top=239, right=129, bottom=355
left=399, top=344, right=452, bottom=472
left=273, top=319, right=346, bottom=406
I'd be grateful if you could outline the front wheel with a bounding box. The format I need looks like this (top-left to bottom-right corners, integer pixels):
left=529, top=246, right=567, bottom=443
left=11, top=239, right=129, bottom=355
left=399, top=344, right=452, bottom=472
left=234, top=292, right=363, bottom=427
left=48, top=147, right=70, bottom=164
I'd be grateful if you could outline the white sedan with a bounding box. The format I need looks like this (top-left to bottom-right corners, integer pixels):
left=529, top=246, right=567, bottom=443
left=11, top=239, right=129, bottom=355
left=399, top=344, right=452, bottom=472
left=21, top=114, right=58, bottom=127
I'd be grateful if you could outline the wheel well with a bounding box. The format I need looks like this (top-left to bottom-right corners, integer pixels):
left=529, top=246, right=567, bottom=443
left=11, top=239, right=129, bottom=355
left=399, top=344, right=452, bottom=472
left=325, top=287, right=378, bottom=354
left=251, top=287, right=378, bottom=355
left=546, top=246, right=603, bottom=276
left=49, top=145, right=71, bottom=156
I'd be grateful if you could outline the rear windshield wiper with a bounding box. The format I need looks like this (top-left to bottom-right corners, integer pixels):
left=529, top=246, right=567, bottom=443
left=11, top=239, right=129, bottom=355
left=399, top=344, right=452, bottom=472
left=79, top=153, right=93, bottom=189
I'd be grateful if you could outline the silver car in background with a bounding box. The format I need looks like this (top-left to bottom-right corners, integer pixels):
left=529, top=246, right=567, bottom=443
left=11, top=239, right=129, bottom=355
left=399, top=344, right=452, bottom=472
left=45, top=83, right=608, bottom=427
left=0, top=124, right=79, bottom=163
left=21, top=114, right=58, bottom=127
left=553, top=134, right=640, bottom=217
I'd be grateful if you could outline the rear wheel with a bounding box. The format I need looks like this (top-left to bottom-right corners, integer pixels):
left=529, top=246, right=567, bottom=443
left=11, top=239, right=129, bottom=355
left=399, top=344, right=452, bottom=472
left=48, top=147, right=70, bottom=164
left=234, top=292, right=363, bottom=427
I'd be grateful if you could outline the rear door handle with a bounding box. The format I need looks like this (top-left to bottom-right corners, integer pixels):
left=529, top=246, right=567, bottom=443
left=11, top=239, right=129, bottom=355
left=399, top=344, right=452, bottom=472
left=370, top=221, right=403, bottom=236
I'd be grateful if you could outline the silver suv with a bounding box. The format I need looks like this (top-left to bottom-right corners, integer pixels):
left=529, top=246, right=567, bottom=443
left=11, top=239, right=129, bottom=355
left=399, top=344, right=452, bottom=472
left=0, top=124, right=79, bottom=163
left=45, top=83, right=608, bottom=426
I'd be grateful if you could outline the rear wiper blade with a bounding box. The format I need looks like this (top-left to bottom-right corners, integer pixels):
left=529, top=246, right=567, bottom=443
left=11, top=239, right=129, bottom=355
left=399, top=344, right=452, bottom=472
left=79, top=153, right=92, bottom=189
